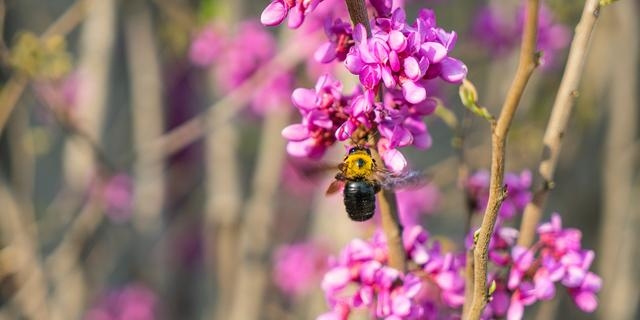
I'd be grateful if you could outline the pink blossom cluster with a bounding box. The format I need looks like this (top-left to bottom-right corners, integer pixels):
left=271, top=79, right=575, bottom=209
left=273, top=241, right=331, bottom=296
left=188, top=21, right=292, bottom=115
left=316, top=215, right=600, bottom=320
left=318, top=226, right=466, bottom=320
left=280, top=7, right=466, bottom=171
left=477, top=214, right=601, bottom=319
left=466, top=169, right=532, bottom=220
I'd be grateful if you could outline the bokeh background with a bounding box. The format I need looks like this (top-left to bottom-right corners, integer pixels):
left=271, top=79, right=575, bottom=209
left=0, top=0, right=638, bottom=319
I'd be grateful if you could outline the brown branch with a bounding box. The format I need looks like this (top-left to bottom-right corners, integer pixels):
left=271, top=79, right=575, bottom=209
left=344, top=0, right=406, bottom=272
left=345, top=0, right=371, bottom=36
left=517, top=0, right=602, bottom=247
left=466, top=0, right=541, bottom=318
left=228, top=108, right=291, bottom=320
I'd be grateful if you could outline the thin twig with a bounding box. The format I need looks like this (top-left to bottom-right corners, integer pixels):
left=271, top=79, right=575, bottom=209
left=466, top=0, right=541, bottom=318
left=517, top=0, right=602, bottom=247
left=344, top=0, right=406, bottom=273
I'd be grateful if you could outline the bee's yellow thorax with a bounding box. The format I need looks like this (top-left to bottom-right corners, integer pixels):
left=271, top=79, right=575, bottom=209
left=343, top=151, right=376, bottom=179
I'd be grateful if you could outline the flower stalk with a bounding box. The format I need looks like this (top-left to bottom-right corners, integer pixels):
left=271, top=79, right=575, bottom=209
left=466, top=0, right=541, bottom=318
left=344, top=0, right=406, bottom=272
left=517, top=0, right=602, bottom=247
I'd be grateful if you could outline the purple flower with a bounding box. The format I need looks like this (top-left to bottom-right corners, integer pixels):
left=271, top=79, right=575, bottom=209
left=214, top=21, right=276, bottom=92
left=466, top=169, right=532, bottom=220
left=189, top=25, right=224, bottom=67
left=273, top=241, right=330, bottom=296
left=471, top=3, right=570, bottom=69
left=251, top=72, right=293, bottom=115
left=319, top=226, right=464, bottom=319
left=345, top=8, right=467, bottom=104
left=261, top=0, right=324, bottom=29
left=394, top=183, right=440, bottom=226
left=100, top=174, right=133, bottom=223
left=84, top=284, right=157, bottom=320
left=315, top=18, right=353, bottom=63
left=282, top=74, right=351, bottom=159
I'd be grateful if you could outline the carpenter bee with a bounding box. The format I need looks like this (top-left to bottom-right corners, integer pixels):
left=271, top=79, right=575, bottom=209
left=325, top=146, right=428, bottom=221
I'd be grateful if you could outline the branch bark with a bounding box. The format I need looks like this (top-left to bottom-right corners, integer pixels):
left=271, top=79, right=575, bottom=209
left=517, top=0, right=602, bottom=247
left=228, top=108, right=291, bottom=320
left=466, top=0, right=541, bottom=318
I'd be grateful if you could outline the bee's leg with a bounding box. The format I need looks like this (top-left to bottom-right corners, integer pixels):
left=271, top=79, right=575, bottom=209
left=372, top=180, right=382, bottom=193
left=335, top=172, right=346, bottom=181
left=338, top=162, right=346, bottom=172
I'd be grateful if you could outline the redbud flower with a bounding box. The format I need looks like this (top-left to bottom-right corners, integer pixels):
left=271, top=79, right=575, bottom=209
left=261, top=0, right=324, bottom=29
left=84, top=284, right=157, bottom=320
left=345, top=8, right=467, bottom=104
left=273, top=241, right=330, bottom=297
left=101, top=174, right=133, bottom=223
left=189, top=25, right=224, bottom=67
left=466, top=169, right=532, bottom=220
left=282, top=74, right=351, bottom=159
left=472, top=3, right=570, bottom=69
left=214, top=22, right=276, bottom=92
left=315, top=18, right=353, bottom=63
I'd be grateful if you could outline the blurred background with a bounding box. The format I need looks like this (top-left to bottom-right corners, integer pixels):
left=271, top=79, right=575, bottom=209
left=0, top=0, right=637, bottom=319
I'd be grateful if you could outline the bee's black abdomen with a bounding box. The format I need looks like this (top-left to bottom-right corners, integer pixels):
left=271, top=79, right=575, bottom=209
left=343, top=180, right=377, bottom=221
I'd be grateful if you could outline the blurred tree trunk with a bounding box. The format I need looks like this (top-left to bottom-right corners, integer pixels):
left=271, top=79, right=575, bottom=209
left=125, top=0, right=165, bottom=235
left=596, top=1, right=639, bottom=320
left=54, top=0, right=116, bottom=319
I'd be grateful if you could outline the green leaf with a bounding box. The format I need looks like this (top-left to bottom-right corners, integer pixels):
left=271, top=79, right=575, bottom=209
left=458, top=79, right=494, bottom=122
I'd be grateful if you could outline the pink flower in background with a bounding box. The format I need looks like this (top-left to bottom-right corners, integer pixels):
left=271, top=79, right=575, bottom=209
left=34, top=71, right=80, bottom=114
left=471, top=3, right=570, bottom=69
left=214, top=21, right=276, bottom=92
left=371, top=183, right=440, bottom=227
left=102, top=174, right=133, bottom=223
left=189, top=25, right=224, bottom=67
left=85, top=283, right=157, bottom=320
left=466, top=169, right=532, bottom=220
left=251, top=72, right=293, bottom=115
left=273, top=241, right=330, bottom=296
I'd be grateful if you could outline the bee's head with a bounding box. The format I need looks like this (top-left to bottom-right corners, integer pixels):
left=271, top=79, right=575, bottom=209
left=348, top=146, right=371, bottom=155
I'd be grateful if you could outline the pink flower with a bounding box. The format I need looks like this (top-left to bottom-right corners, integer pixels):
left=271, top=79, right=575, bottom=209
left=261, top=0, right=324, bottom=29
left=85, top=283, right=157, bottom=320
left=101, top=174, right=133, bottom=223
left=466, top=169, right=532, bottom=220
left=282, top=74, right=352, bottom=159
left=189, top=25, right=224, bottom=67
left=273, top=241, right=330, bottom=296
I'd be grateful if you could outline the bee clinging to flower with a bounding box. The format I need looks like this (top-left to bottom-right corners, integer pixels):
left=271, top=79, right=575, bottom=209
left=326, top=145, right=429, bottom=221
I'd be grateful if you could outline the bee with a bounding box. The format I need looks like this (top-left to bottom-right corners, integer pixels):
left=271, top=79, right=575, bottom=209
left=325, top=146, right=428, bottom=221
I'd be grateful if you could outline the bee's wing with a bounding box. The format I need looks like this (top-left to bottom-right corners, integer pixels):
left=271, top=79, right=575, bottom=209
left=325, top=179, right=345, bottom=195
left=378, top=170, right=430, bottom=191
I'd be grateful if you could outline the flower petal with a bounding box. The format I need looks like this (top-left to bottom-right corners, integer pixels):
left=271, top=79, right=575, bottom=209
left=440, top=57, right=467, bottom=83
left=261, top=1, right=288, bottom=26
left=281, top=124, right=309, bottom=141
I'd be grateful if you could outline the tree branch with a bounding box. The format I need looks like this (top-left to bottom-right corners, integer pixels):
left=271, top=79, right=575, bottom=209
left=517, top=0, right=602, bottom=247
left=466, top=0, right=541, bottom=318
left=344, top=0, right=406, bottom=272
